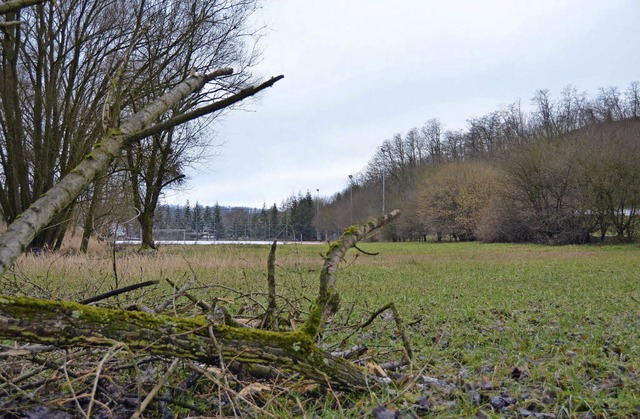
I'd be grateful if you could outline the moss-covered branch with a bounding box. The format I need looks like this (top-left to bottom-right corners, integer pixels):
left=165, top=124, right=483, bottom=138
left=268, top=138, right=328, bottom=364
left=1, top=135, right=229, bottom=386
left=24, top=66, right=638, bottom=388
left=262, top=240, right=278, bottom=330
left=300, top=210, right=401, bottom=338
left=0, top=294, right=372, bottom=392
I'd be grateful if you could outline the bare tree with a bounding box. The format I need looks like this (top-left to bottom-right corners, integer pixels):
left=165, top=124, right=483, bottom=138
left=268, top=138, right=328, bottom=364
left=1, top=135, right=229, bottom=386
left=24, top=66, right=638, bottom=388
left=1, top=0, right=263, bottom=252
left=117, top=0, right=261, bottom=250
left=624, top=81, right=640, bottom=118
left=422, top=118, right=443, bottom=164
left=531, top=89, right=557, bottom=139
left=595, top=86, right=625, bottom=122
left=0, top=68, right=283, bottom=273
left=0, top=0, right=139, bottom=250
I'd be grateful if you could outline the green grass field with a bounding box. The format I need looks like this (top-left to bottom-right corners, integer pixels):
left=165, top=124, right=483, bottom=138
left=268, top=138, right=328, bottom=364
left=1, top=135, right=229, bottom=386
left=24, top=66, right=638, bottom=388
left=3, top=241, right=639, bottom=417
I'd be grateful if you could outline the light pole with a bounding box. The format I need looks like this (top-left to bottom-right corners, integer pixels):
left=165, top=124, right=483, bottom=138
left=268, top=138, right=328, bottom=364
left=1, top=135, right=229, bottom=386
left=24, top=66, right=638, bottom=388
left=380, top=147, right=386, bottom=216
left=348, top=174, right=354, bottom=225
left=316, top=188, right=320, bottom=240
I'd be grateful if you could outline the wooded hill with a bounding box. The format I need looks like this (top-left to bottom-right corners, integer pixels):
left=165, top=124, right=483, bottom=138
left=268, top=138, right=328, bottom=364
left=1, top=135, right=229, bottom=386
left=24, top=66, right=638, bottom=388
left=317, top=85, right=640, bottom=244
left=147, top=85, right=640, bottom=246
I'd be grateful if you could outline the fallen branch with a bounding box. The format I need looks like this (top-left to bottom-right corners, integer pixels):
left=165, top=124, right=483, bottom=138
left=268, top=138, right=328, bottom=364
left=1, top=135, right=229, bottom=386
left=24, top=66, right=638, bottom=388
left=339, top=301, right=414, bottom=364
left=155, top=276, right=196, bottom=313
left=300, top=210, right=401, bottom=338
left=387, top=302, right=414, bottom=364
left=0, top=294, right=373, bottom=391
left=164, top=277, right=211, bottom=313
left=131, top=357, right=179, bottom=419
left=0, top=212, right=400, bottom=392
left=79, top=280, right=160, bottom=305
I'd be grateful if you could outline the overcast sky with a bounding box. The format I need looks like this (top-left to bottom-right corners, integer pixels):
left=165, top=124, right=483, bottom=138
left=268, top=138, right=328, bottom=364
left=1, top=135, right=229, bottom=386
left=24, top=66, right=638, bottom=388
left=163, top=0, right=640, bottom=209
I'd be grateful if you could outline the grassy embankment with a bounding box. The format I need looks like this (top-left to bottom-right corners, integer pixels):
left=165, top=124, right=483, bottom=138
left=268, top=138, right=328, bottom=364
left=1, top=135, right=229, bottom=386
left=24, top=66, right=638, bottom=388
left=3, top=240, right=639, bottom=417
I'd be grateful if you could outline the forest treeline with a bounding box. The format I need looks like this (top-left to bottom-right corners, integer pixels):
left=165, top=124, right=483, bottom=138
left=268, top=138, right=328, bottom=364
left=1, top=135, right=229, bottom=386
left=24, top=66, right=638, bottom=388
left=149, top=193, right=316, bottom=242
left=320, top=83, right=640, bottom=244
left=154, top=83, right=640, bottom=245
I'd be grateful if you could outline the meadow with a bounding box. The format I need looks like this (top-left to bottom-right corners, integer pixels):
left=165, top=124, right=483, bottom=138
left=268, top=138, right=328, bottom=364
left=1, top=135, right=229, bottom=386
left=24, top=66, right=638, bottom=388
left=2, top=240, right=639, bottom=417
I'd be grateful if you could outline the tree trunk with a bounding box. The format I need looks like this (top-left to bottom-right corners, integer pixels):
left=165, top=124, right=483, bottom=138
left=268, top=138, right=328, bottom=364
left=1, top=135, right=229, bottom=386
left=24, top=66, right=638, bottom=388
left=80, top=170, right=107, bottom=253
left=138, top=209, right=156, bottom=250
left=0, top=294, right=371, bottom=392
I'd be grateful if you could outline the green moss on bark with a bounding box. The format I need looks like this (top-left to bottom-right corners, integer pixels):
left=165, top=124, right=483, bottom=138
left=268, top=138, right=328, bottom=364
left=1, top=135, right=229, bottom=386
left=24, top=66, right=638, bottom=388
left=0, top=294, right=370, bottom=391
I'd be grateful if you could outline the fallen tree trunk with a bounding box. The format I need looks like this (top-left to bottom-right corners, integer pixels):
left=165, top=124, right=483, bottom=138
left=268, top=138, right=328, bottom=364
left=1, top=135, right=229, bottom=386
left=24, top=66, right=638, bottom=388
left=0, top=211, right=401, bottom=392
left=0, top=294, right=371, bottom=392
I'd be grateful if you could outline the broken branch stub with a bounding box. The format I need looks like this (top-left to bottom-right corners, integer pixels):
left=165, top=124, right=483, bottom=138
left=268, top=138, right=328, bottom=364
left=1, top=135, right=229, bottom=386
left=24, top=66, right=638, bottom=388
left=300, top=209, right=401, bottom=338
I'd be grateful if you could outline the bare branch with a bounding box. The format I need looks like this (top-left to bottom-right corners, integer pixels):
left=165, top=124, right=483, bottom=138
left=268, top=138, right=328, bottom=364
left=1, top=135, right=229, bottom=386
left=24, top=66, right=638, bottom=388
left=79, top=280, right=160, bottom=305
left=126, top=75, right=284, bottom=144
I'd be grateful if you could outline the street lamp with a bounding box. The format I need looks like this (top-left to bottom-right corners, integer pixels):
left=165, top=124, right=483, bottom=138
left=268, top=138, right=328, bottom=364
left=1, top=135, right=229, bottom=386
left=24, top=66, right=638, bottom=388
left=380, top=147, right=386, bottom=216
left=316, top=188, right=320, bottom=240
left=348, top=174, right=354, bottom=225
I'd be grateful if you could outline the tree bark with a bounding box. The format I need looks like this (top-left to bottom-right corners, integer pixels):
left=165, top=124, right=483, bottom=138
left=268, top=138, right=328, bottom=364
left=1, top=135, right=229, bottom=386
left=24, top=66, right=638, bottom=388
left=0, top=294, right=372, bottom=392
left=137, top=210, right=156, bottom=250
left=80, top=175, right=106, bottom=253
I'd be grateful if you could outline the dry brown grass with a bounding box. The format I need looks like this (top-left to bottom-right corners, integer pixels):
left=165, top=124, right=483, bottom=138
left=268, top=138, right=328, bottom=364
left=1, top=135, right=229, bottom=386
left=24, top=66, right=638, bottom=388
left=7, top=237, right=325, bottom=306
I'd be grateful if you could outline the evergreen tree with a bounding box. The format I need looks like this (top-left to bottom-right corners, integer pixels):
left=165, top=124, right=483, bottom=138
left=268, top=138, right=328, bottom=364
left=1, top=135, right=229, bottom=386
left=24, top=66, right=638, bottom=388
left=280, top=199, right=291, bottom=240
left=172, top=205, right=183, bottom=230
left=203, top=206, right=212, bottom=234
left=192, top=202, right=204, bottom=232
left=289, top=198, right=299, bottom=240
left=295, top=191, right=316, bottom=240
left=183, top=200, right=192, bottom=230
left=269, top=203, right=279, bottom=240
left=257, top=203, right=268, bottom=240
left=213, top=202, right=224, bottom=239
